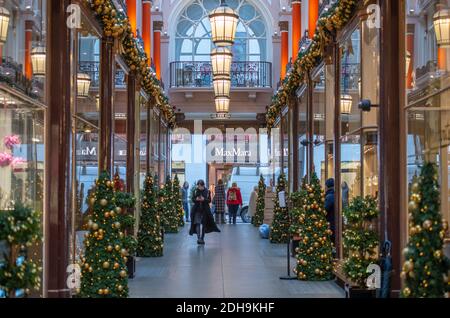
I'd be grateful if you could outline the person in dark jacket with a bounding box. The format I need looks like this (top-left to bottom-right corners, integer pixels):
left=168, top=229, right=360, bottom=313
left=212, top=179, right=226, bottom=224
left=182, top=181, right=190, bottom=222
left=189, top=180, right=220, bottom=244
left=325, top=178, right=336, bottom=245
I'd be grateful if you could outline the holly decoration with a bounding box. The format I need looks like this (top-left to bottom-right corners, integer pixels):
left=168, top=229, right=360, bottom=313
left=137, top=173, right=163, bottom=257
left=173, top=175, right=185, bottom=227
left=401, top=163, right=450, bottom=298
left=253, top=175, right=266, bottom=227
left=79, top=171, right=128, bottom=298
left=343, top=196, right=379, bottom=287
left=293, top=173, right=334, bottom=281
left=269, top=174, right=290, bottom=244
left=0, top=203, right=42, bottom=298
left=161, top=176, right=179, bottom=234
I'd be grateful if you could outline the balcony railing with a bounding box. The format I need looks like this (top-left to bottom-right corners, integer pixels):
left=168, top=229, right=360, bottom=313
left=169, top=61, right=272, bottom=88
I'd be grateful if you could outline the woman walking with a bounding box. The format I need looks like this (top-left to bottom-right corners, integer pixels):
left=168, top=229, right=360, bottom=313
left=182, top=181, right=190, bottom=222
left=212, top=179, right=226, bottom=224
left=226, top=182, right=243, bottom=225
left=189, top=180, right=220, bottom=244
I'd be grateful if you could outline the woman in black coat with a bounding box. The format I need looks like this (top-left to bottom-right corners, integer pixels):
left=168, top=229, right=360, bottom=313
left=189, top=180, right=220, bottom=244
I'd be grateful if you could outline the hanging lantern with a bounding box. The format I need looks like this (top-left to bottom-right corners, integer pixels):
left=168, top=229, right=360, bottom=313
left=77, top=73, right=91, bottom=97
left=211, top=47, right=233, bottom=77
left=213, top=75, right=231, bottom=98
left=31, top=46, right=46, bottom=77
left=0, top=6, right=10, bottom=44
left=209, top=0, right=239, bottom=47
left=215, top=97, right=230, bottom=113
left=433, top=6, right=450, bottom=48
left=340, top=94, right=353, bottom=115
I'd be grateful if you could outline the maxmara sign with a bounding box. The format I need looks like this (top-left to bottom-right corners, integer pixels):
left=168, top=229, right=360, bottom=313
left=214, top=147, right=252, bottom=158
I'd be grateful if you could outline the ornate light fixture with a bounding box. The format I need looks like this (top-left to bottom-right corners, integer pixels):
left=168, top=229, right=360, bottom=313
left=0, top=6, right=10, bottom=44
left=77, top=73, right=91, bottom=97
left=433, top=5, right=450, bottom=48
left=213, top=75, right=231, bottom=98
left=211, top=47, right=233, bottom=77
left=215, top=97, right=230, bottom=113
left=209, top=0, right=239, bottom=47
left=31, top=46, right=46, bottom=77
left=340, top=94, right=353, bottom=115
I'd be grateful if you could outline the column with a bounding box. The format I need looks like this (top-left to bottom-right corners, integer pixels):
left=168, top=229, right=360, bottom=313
left=45, top=0, right=72, bottom=298
left=406, top=25, right=414, bottom=89
left=127, top=74, right=136, bottom=194
left=438, top=48, right=447, bottom=71
left=142, top=0, right=152, bottom=65
left=308, top=0, right=319, bottom=39
left=289, top=94, right=299, bottom=191
left=126, top=0, right=137, bottom=35
left=279, top=21, right=289, bottom=79
left=25, top=20, right=34, bottom=79
left=292, top=1, right=301, bottom=61
left=99, top=37, right=115, bottom=175
left=153, top=21, right=163, bottom=80
left=379, top=0, right=402, bottom=295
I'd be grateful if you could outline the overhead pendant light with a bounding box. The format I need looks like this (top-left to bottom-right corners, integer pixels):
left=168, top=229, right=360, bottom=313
left=433, top=5, right=450, bottom=48
left=211, top=47, right=233, bottom=77
left=215, top=97, right=230, bottom=114
left=0, top=6, right=10, bottom=44
left=340, top=94, right=353, bottom=115
left=213, top=75, right=231, bottom=98
left=209, top=0, right=239, bottom=47
left=77, top=73, right=92, bottom=97
left=31, top=46, right=46, bottom=77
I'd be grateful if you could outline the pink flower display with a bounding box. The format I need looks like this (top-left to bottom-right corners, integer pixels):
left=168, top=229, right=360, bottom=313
left=10, top=157, right=25, bottom=168
left=3, top=135, right=21, bottom=150
left=0, top=152, right=13, bottom=167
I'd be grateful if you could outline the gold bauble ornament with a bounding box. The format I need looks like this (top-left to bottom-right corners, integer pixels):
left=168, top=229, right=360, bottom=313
left=403, top=287, right=411, bottom=297
left=92, top=223, right=99, bottom=231
left=315, top=269, right=320, bottom=274
left=121, top=249, right=128, bottom=256
left=107, top=245, right=113, bottom=252
left=423, top=220, right=432, bottom=229
left=106, top=181, right=111, bottom=187
left=89, top=197, right=96, bottom=206
left=411, top=182, right=419, bottom=192
left=98, top=289, right=104, bottom=295
left=103, top=261, right=110, bottom=269
left=104, top=212, right=110, bottom=218
left=120, top=270, right=127, bottom=278
left=434, top=250, right=442, bottom=259
left=115, top=222, right=121, bottom=229
left=408, top=201, right=418, bottom=212
left=114, top=262, right=120, bottom=269
left=100, top=199, right=108, bottom=206
left=115, top=245, right=121, bottom=251
left=117, top=285, right=124, bottom=292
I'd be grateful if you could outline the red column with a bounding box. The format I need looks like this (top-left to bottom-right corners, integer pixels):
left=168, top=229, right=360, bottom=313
left=292, top=1, right=301, bottom=60
left=308, top=0, right=319, bottom=39
left=438, top=48, right=447, bottom=71
left=142, top=0, right=152, bottom=65
left=279, top=21, right=289, bottom=79
left=126, top=0, right=137, bottom=35
left=406, top=29, right=414, bottom=89
left=153, top=21, right=163, bottom=80
left=25, top=20, right=34, bottom=79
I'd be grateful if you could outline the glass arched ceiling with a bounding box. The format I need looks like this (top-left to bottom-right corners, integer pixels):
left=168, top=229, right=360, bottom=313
left=175, top=0, right=267, bottom=62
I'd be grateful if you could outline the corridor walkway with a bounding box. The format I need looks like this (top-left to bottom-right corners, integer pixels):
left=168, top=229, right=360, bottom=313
left=129, top=225, right=344, bottom=298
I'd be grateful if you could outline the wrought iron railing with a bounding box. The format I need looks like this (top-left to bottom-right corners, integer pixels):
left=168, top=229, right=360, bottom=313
left=169, top=61, right=272, bottom=88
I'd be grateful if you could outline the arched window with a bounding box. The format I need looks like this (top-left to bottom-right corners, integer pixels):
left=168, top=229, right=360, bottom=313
left=175, top=0, right=267, bottom=62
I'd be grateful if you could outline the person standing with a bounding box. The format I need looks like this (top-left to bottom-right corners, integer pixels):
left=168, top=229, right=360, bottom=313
left=226, top=182, right=243, bottom=225
left=182, top=181, right=190, bottom=222
left=189, top=180, right=220, bottom=244
left=248, top=186, right=258, bottom=223
left=212, top=179, right=226, bottom=224
left=324, top=178, right=336, bottom=245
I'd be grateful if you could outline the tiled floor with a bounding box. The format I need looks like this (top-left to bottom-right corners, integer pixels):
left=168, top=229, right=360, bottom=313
left=129, top=224, right=345, bottom=298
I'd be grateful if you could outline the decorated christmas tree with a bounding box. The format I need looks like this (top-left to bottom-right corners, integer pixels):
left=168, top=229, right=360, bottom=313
left=173, top=175, right=185, bottom=227
left=343, top=196, right=379, bottom=287
left=137, top=173, right=163, bottom=257
left=161, top=176, right=179, bottom=233
left=252, top=175, right=266, bottom=227
left=294, top=173, right=334, bottom=281
left=114, top=191, right=137, bottom=259
left=269, top=173, right=290, bottom=244
left=79, top=172, right=128, bottom=298
left=290, top=177, right=307, bottom=236
left=0, top=203, right=42, bottom=298
left=401, top=163, right=450, bottom=298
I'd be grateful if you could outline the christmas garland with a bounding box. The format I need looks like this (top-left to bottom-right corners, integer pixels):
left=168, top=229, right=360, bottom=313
left=266, top=0, right=358, bottom=128
left=88, top=0, right=176, bottom=128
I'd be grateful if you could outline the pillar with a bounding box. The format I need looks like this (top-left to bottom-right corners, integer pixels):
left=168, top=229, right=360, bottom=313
left=25, top=20, right=34, bottom=79
left=292, top=1, right=301, bottom=60
left=45, top=0, right=72, bottom=298
left=142, top=0, right=152, bottom=65
left=99, top=37, right=115, bottom=175
left=438, top=48, right=447, bottom=71
left=126, top=0, right=137, bottom=35
left=279, top=21, right=289, bottom=79
left=379, top=0, right=402, bottom=296
left=126, top=74, right=136, bottom=194
left=153, top=21, right=163, bottom=80
left=406, top=25, right=414, bottom=89
left=308, top=0, right=319, bottom=39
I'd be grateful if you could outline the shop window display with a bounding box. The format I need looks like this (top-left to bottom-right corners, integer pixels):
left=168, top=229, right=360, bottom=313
left=312, top=68, right=326, bottom=187
left=405, top=0, right=450, bottom=233
left=113, top=63, right=128, bottom=184
left=325, top=64, right=335, bottom=182
left=0, top=0, right=47, bottom=297
left=150, top=108, right=159, bottom=176
left=297, top=86, right=308, bottom=184
left=281, top=111, right=289, bottom=179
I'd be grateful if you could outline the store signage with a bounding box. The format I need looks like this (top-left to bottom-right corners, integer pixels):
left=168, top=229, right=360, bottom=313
left=214, top=147, right=251, bottom=157
left=76, top=142, right=146, bottom=160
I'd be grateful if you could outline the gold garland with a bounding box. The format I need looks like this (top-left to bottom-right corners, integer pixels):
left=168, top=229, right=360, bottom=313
left=89, top=0, right=176, bottom=128
left=266, top=0, right=358, bottom=129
